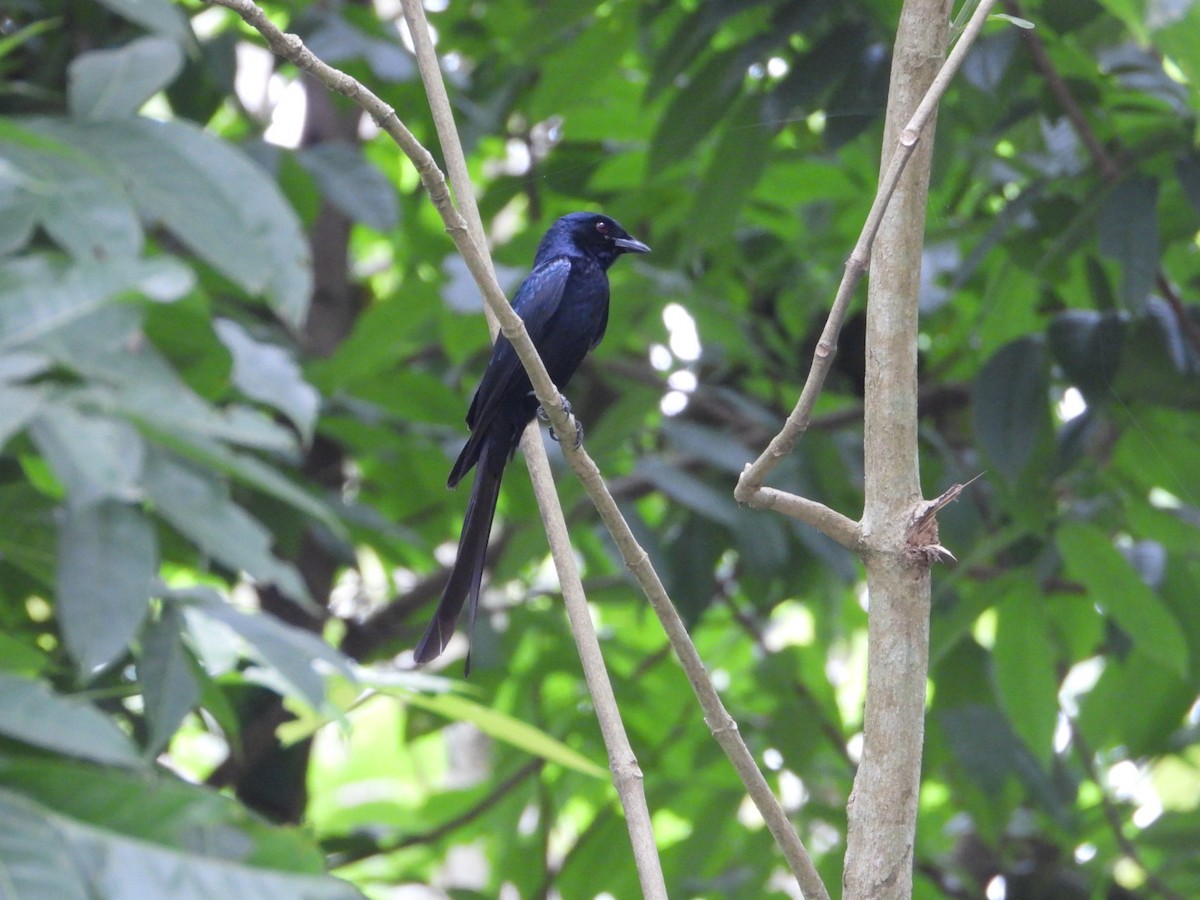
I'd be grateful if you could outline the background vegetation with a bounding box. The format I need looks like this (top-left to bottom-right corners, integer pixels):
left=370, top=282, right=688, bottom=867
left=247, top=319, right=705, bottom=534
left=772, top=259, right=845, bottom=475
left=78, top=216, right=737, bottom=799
left=1, top=0, right=1198, bottom=897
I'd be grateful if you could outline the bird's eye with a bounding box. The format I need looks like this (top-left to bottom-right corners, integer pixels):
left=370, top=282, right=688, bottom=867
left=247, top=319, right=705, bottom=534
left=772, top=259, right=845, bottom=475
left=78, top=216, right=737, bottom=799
left=595, top=220, right=609, bottom=234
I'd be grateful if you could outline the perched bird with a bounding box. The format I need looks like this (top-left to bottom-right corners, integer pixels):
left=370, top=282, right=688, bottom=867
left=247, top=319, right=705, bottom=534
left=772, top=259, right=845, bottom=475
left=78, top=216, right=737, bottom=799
left=414, top=212, right=650, bottom=669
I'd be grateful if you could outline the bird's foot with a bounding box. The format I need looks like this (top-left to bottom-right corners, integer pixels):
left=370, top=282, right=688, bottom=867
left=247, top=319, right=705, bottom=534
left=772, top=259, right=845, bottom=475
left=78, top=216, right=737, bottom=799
left=537, top=395, right=584, bottom=448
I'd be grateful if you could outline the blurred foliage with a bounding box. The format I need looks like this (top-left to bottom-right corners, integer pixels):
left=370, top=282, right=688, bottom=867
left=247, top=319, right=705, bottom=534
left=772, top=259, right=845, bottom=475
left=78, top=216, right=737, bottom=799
left=0, top=0, right=1198, bottom=897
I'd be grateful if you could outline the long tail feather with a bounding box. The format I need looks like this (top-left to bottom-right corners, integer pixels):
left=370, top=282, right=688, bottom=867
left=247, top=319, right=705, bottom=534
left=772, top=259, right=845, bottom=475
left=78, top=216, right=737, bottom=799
left=413, top=444, right=503, bottom=667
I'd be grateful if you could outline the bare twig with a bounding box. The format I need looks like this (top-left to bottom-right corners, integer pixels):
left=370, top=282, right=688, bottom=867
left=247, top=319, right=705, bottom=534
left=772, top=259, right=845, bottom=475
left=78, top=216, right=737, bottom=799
left=735, top=0, right=999, bottom=539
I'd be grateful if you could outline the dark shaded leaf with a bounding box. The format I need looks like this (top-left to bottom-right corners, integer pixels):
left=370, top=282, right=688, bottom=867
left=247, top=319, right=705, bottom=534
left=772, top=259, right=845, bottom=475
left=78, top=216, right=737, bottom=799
left=304, top=12, right=413, bottom=82
left=763, top=21, right=866, bottom=123
left=1179, top=152, right=1200, bottom=216
left=690, top=94, right=771, bottom=244
left=649, top=48, right=743, bottom=174
left=1046, top=309, right=1124, bottom=398
left=661, top=420, right=754, bottom=474
left=296, top=142, right=399, bottom=231
left=92, top=0, right=191, bottom=41
left=971, top=336, right=1050, bottom=481
left=139, top=604, right=199, bottom=755
left=645, top=3, right=753, bottom=100
left=1097, top=175, right=1159, bottom=311
left=636, top=457, right=739, bottom=527
left=1078, top=649, right=1193, bottom=755
left=1114, top=297, right=1200, bottom=410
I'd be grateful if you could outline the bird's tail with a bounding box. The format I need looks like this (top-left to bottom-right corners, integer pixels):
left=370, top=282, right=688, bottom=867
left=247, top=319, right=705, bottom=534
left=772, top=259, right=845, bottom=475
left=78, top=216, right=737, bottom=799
left=413, top=440, right=504, bottom=672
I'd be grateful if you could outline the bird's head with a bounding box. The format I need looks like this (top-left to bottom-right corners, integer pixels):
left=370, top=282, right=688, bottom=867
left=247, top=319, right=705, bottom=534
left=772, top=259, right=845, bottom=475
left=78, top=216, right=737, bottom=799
left=544, top=212, right=651, bottom=269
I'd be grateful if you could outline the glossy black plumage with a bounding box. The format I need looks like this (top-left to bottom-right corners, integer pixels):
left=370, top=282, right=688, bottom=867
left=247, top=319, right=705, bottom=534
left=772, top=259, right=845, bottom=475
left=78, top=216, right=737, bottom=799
left=414, top=213, right=650, bottom=669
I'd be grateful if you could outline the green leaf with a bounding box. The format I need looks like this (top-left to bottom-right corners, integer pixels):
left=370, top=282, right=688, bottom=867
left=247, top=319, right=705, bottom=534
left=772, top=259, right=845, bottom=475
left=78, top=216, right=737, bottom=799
left=1057, top=522, right=1188, bottom=676
left=68, top=36, right=184, bottom=119
left=649, top=47, right=743, bottom=174
left=29, top=119, right=312, bottom=328
left=296, top=142, right=399, bottom=232
left=635, top=457, right=740, bottom=527
left=0, top=483, right=56, bottom=585
left=23, top=304, right=299, bottom=456
left=1112, top=298, right=1200, bottom=411
left=57, top=501, right=157, bottom=675
left=0, top=760, right=363, bottom=898
left=0, top=631, right=49, bottom=677
left=1097, top=175, right=1159, bottom=311
left=990, top=13, right=1036, bottom=29
left=0, top=254, right=189, bottom=352
left=0, top=384, right=44, bottom=450
left=0, top=673, right=142, bottom=767
left=0, top=121, right=142, bottom=260
left=214, top=319, right=320, bottom=445
left=971, top=336, right=1050, bottom=481
left=1046, top=309, right=1124, bottom=399
left=145, top=428, right=344, bottom=539
left=0, top=791, right=89, bottom=900
left=29, top=405, right=145, bottom=508
left=399, top=689, right=607, bottom=778
left=92, top=0, right=192, bottom=42
left=690, top=94, right=772, bottom=245
left=0, top=16, right=62, bottom=63
left=139, top=605, right=201, bottom=755
left=993, top=590, right=1059, bottom=765
left=142, top=450, right=311, bottom=607
left=174, top=587, right=353, bottom=712
left=1078, top=650, right=1192, bottom=754
left=1179, top=152, right=1200, bottom=216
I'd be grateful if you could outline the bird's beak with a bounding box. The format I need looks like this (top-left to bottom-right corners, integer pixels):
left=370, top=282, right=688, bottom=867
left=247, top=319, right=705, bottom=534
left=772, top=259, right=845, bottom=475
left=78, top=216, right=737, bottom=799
left=614, top=236, right=651, bottom=254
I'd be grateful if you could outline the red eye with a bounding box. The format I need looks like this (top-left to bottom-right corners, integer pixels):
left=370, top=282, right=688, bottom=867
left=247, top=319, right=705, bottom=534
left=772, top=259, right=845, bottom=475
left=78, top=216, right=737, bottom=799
left=595, top=220, right=609, bottom=234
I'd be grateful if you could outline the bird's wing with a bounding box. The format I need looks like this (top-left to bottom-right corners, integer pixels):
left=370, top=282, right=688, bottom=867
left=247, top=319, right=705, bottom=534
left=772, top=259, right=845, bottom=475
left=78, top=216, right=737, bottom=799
left=466, top=256, right=572, bottom=432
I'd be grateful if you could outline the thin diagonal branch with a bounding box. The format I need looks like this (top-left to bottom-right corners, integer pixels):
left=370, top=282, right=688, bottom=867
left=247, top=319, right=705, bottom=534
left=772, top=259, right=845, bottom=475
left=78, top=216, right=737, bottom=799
left=399, top=3, right=665, bottom=895
left=735, top=0, right=999, bottom=538
left=211, top=1, right=827, bottom=895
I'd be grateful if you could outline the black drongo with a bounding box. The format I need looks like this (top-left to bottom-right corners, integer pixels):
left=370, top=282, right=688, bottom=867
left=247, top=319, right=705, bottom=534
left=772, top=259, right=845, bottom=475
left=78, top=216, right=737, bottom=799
left=414, top=212, right=650, bottom=669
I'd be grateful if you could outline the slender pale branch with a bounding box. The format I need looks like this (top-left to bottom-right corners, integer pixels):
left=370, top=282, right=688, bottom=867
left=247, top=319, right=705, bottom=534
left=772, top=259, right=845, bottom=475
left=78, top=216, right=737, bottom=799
left=400, top=2, right=666, bottom=895
left=559, top=439, right=831, bottom=900
left=210, top=1, right=827, bottom=895
left=735, top=0, right=999, bottom=530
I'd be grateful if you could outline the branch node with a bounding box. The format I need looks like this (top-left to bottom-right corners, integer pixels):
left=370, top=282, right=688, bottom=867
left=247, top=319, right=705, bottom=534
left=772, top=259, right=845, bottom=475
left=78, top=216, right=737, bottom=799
left=904, top=475, right=980, bottom=566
